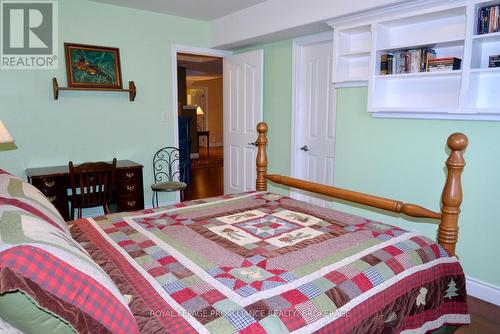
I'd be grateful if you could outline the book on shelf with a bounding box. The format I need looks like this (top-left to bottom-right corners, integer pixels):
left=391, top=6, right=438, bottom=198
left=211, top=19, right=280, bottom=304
left=379, top=48, right=435, bottom=75
left=477, top=5, right=500, bottom=35
left=380, top=54, right=394, bottom=75
left=427, top=57, right=461, bottom=71
left=489, top=54, right=500, bottom=68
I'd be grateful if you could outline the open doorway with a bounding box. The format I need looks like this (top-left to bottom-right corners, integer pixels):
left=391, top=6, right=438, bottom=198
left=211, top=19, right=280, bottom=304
left=176, top=52, right=224, bottom=200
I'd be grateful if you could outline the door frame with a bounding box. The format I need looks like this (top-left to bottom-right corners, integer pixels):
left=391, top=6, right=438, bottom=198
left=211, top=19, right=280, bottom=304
left=171, top=45, right=231, bottom=150
left=170, top=45, right=231, bottom=201
left=290, top=31, right=334, bottom=201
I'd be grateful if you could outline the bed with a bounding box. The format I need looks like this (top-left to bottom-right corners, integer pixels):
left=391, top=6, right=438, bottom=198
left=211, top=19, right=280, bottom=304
left=0, top=122, right=470, bottom=334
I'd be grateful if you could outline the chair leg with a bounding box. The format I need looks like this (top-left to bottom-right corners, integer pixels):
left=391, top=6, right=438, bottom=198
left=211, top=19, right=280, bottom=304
left=152, top=192, right=155, bottom=208
left=77, top=207, right=82, bottom=219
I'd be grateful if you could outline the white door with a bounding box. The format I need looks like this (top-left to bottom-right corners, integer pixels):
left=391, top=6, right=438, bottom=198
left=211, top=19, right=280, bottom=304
left=292, top=39, right=336, bottom=207
left=223, top=50, right=264, bottom=194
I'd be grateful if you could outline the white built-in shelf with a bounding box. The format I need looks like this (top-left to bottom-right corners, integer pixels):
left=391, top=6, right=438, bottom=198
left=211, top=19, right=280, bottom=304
left=328, top=0, right=500, bottom=120
left=376, top=39, right=465, bottom=53
left=375, top=70, right=462, bottom=79
left=332, top=24, right=372, bottom=84
left=469, top=67, right=500, bottom=73
left=338, top=51, right=371, bottom=58
left=369, top=107, right=462, bottom=113
left=472, top=31, right=500, bottom=41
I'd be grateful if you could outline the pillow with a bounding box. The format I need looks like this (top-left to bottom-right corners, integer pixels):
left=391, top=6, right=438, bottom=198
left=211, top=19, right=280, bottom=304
left=0, top=170, right=139, bottom=334
left=0, top=290, right=75, bottom=334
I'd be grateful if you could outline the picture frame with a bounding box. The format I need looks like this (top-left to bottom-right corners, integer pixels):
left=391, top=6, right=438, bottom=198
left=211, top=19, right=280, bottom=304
left=64, top=43, right=123, bottom=89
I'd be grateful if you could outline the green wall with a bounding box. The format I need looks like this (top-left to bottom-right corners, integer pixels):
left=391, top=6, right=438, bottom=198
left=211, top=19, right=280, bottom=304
left=242, top=41, right=499, bottom=287
left=0, top=0, right=210, bottom=208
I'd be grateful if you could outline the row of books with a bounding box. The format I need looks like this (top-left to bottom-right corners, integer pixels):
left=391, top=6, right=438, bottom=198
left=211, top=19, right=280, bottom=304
left=489, top=54, right=500, bottom=68
left=477, top=5, right=500, bottom=35
left=380, top=48, right=436, bottom=75
left=428, top=58, right=462, bottom=72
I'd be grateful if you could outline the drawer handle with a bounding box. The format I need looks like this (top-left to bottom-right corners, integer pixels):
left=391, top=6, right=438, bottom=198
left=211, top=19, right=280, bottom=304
left=125, top=172, right=135, bottom=178
left=44, top=181, right=56, bottom=188
left=47, top=195, right=57, bottom=202
left=127, top=200, right=136, bottom=206
left=126, top=185, right=135, bottom=191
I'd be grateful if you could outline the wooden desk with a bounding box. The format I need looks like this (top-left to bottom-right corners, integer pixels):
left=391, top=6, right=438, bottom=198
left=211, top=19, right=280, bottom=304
left=26, top=160, right=144, bottom=221
left=197, top=131, right=210, bottom=157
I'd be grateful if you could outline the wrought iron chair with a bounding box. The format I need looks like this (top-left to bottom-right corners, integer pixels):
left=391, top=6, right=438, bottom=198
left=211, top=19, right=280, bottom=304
left=69, top=158, right=117, bottom=220
left=151, top=147, right=187, bottom=207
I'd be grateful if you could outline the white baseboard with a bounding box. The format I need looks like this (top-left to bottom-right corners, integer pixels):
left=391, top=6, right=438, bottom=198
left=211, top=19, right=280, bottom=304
left=466, top=276, right=500, bottom=306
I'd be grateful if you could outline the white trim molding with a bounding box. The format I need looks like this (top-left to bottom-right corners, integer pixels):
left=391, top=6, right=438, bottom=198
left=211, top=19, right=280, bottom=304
left=466, top=276, right=500, bottom=306
left=170, top=45, right=231, bottom=202
left=171, top=45, right=231, bottom=151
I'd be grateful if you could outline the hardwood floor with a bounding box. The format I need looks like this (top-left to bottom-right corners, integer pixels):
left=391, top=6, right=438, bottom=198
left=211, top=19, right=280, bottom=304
left=457, top=296, right=500, bottom=334
left=191, top=146, right=223, bottom=169
left=184, top=166, right=223, bottom=201
left=184, top=147, right=224, bottom=201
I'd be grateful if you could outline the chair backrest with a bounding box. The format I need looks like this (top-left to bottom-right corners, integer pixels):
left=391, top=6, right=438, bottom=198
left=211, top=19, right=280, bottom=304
left=69, top=158, right=117, bottom=208
left=152, top=147, right=185, bottom=183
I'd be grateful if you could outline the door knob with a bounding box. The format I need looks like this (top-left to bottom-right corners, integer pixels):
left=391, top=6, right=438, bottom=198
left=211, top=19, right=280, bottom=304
left=248, top=142, right=258, bottom=147
left=300, top=145, right=310, bottom=152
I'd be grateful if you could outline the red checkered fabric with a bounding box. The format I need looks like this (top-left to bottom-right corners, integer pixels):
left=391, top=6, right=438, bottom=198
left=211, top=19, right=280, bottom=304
left=0, top=246, right=138, bottom=334
left=280, top=306, right=307, bottom=331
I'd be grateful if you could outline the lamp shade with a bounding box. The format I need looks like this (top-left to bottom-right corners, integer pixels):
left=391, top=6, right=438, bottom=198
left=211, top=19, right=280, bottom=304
left=196, top=106, right=204, bottom=115
left=0, top=121, right=13, bottom=144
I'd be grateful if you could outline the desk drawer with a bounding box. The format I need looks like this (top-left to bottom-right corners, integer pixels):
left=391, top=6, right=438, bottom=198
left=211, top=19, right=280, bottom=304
left=31, top=177, right=64, bottom=195
left=117, top=197, right=143, bottom=211
left=30, top=176, right=70, bottom=221
left=117, top=169, right=141, bottom=182
left=118, top=183, right=140, bottom=195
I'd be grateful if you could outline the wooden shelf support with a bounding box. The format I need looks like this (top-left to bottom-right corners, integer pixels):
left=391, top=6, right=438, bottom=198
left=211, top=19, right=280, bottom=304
left=52, top=78, right=137, bottom=101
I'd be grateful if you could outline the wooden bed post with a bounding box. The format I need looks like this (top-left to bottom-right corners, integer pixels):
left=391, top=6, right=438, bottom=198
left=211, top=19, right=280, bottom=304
left=256, top=122, right=268, bottom=191
left=439, top=133, right=468, bottom=256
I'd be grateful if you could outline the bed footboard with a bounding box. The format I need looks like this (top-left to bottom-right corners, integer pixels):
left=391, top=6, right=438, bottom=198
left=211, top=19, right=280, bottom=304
left=255, top=122, right=467, bottom=256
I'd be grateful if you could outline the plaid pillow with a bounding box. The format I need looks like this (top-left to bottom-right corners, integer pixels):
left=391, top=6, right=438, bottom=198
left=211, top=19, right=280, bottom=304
left=0, top=170, right=139, bottom=334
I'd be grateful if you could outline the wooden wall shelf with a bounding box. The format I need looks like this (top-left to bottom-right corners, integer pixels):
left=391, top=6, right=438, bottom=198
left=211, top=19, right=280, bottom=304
left=52, top=78, right=137, bottom=101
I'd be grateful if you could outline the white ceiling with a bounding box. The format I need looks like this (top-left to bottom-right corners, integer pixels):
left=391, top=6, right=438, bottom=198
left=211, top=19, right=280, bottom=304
left=91, top=0, right=269, bottom=20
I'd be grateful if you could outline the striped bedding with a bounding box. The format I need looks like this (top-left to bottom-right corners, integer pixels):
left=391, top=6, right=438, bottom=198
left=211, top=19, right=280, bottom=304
left=70, top=191, right=470, bottom=333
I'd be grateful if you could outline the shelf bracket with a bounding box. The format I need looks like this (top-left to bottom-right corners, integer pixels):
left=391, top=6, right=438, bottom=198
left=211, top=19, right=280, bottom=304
left=52, top=78, right=59, bottom=100
left=129, top=81, right=136, bottom=102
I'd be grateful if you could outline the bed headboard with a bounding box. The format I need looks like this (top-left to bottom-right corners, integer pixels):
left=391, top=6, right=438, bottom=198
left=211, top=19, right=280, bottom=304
left=255, top=122, right=468, bottom=256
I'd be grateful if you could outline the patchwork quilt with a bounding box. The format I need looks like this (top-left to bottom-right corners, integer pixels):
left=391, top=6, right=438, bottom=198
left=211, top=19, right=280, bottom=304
left=71, top=192, right=470, bottom=334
